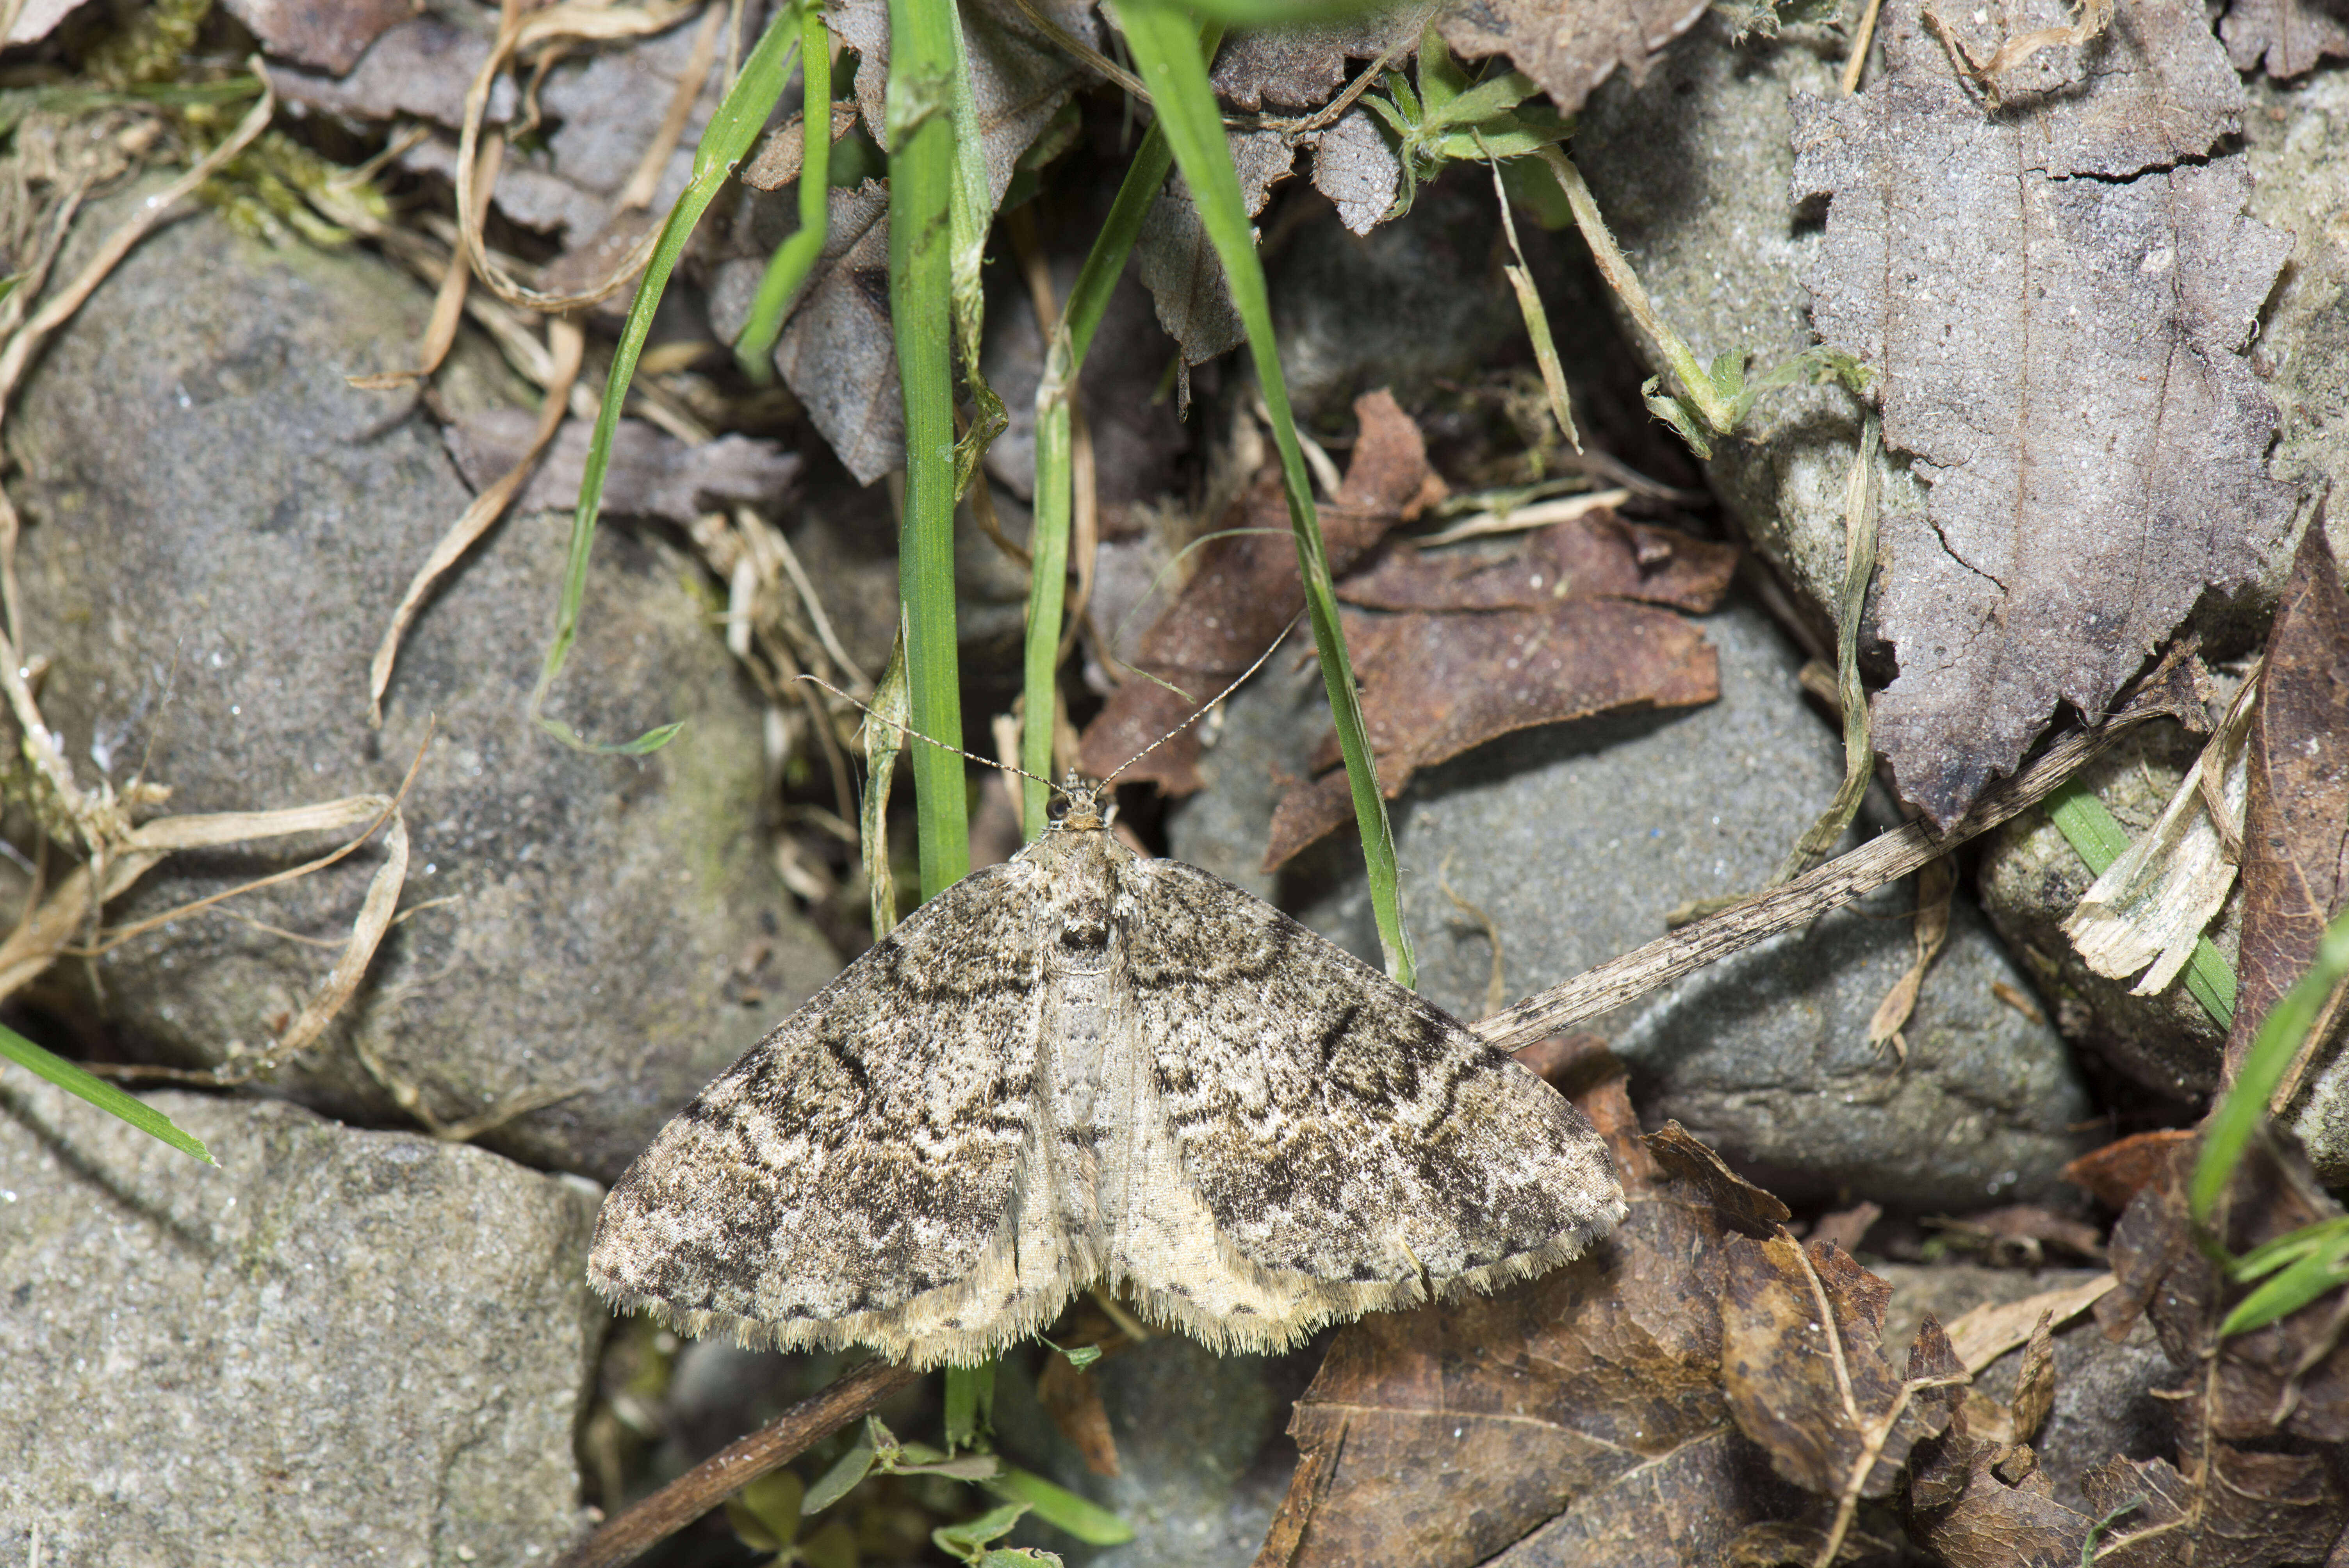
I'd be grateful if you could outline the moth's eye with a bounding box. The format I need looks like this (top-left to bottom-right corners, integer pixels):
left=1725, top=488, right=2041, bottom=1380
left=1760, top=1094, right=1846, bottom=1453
left=1046, top=795, right=1072, bottom=823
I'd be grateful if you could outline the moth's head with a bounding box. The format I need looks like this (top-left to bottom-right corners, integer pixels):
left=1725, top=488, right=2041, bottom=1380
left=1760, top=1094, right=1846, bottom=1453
left=1048, top=774, right=1113, bottom=834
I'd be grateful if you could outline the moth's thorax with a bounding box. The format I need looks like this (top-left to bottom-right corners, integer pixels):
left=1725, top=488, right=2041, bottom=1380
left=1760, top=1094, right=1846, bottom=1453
left=1025, top=822, right=1134, bottom=978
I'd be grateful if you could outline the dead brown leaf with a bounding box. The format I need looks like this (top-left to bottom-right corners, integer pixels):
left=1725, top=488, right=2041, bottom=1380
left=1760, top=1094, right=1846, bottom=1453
left=1075, top=390, right=1437, bottom=791
left=2082, top=1449, right=2348, bottom=1568
left=2224, top=519, right=2349, bottom=1096
left=1925, top=1205, right=2107, bottom=1269
left=442, top=412, right=798, bottom=527
left=1906, top=1432, right=2091, bottom=1568
left=1339, top=511, right=1736, bottom=613
left=1037, top=1354, right=1121, bottom=1478
left=1943, top=1273, right=2116, bottom=1374
left=1134, top=132, right=1299, bottom=366
left=2099, top=1136, right=2349, bottom=1445
left=1308, top=108, right=1400, bottom=237
left=2220, top=0, right=2349, bottom=77
left=1264, top=513, right=1726, bottom=869
left=1435, top=0, right=1711, bottom=118
left=2061, top=1128, right=2197, bottom=1212
left=1254, top=1076, right=1814, bottom=1568
left=1719, top=1232, right=1964, bottom=1500
left=1211, top=9, right=1427, bottom=110
left=274, top=17, right=516, bottom=128
left=1810, top=1202, right=1883, bottom=1257
left=767, top=181, right=898, bottom=486
left=1790, top=0, right=2296, bottom=830
left=832, top=0, right=1101, bottom=204
left=225, top=0, right=419, bottom=75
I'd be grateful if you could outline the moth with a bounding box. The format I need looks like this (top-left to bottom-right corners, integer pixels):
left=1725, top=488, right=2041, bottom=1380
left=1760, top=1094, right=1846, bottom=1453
left=590, top=782, right=1626, bottom=1368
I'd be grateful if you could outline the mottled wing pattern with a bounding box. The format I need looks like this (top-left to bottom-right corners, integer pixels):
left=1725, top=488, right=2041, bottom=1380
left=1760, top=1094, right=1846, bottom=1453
left=1123, top=858, right=1624, bottom=1291
left=589, top=862, right=1048, bottom=1345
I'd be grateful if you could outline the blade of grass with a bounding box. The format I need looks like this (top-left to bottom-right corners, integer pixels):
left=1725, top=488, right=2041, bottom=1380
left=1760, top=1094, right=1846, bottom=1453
left=891, top=0, right=973, bottom=896
left=863, top=628, right=912, bottom=941
left=2046, top=779, right=2236, bottom=1029
left=0, top=1021, right=215, bottom=1164
left=2193, top=903, right=2349, bottom=1226
left=1115, top=0, right=1415, bottom=984
left=732, top=4, right=834, bottom=380
left=1020, top=83, right=1203, bottom=837
left=533, top=2, right=806, bottom=755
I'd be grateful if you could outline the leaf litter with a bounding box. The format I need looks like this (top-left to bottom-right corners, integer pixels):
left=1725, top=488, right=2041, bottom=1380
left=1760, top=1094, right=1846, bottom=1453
left=1791, top=0, right=2298, bottom=830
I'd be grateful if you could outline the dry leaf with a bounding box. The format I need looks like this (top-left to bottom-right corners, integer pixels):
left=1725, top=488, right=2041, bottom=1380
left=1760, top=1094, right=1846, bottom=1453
left=1942, top=1273, right=2116, bottom=1374
left=1790, top=0, right=2296, bottom=829
left=442, top=412, right=799, bottom=527
left=1134, top=133, right=1299, bottom=366
left=769, top=181, right=899, bottom=486
left=1810, top=1202, right=1883, bottom=1256
left=1076, top=390, right=1436, bottom=791
left=2100, top=1137, right=2349, bottom=1444
left=2225, top=520, right=2349, bottom=1091
left=1037, top=1354, right=1121, bottom=1477
left=1907, top=1434, right=2091, bottom=1568
left=1719, top=1232, right=1965, bottom=1499
left=224, top=0, right=419, bottom=74
left=1255, top=1080, right=1813, bottom=1568
left=1339, top=512, right=1736, bottom=613
left=742, top=102, right=866, bottom=193
left=1925, top=1205, right=2106, bottom=1269
left=2006, top=1312, right=2057, bottom=1443
left=2059, top=1129, right=2196, bottom=1211
left=1211, top=9, right=1428, bottom=109
left=1263, top=512, right=1727, bottom=869
left=1310, top=109, right=1401, bottom=237
left=274, top=17, right=516, bottom=128
left=2082, top=1450, right=2348, bottom=1568
left=832, top=0, right=1101, bottom=203
left=1435, top=0, right=1711, bottom=118
left=2220, top=0, right=2349, bottom=77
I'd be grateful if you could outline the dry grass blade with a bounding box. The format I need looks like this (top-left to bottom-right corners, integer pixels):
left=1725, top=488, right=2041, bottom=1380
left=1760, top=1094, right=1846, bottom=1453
left=455, top=0, right=701, bottom=312
left=348, top=135, right=502, bottom=390
left=1412, top=488, right=1628, bottom=547
left=615, top=0, right=725, bottom=212
left=1472, top=654, right=2206, bottom=1053
left=368, top=317, right=587, bottom=722
left=1866, top=853, right=1953, bottom=1059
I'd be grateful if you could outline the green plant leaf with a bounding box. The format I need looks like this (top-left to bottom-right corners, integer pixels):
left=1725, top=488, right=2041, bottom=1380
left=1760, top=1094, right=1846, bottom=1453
left=1415, top=23, right=1467, bottom=112
left=2221, top=1221, right=2349, bottom=1336
left=536, top=0, right=803, bottom=754
left=734, top=5, right=835, bottom=380
left=934, top=1501, right=1030, bottom=1563
left=1116, top=0, right=1415, bottom=985
left=0, top=1022, right=215, bottom=1164
left=727, top=1469, right=806, bottom=1552
left=987, top=1466, right=1134, bottom=1545
left=890, top=0, right=972, bottom=900
left=802, top=1439, right=879, bottom=1516
left=943, top=1360, right=997, bottom=1451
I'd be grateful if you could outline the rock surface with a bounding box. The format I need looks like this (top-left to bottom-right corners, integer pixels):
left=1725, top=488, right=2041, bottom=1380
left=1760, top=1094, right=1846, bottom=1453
left=0, top=1081, right=604, bottom=1565
left=1171, top=596, right=2091, bottom=1208
left=6, top=200, right=836, bottom=1182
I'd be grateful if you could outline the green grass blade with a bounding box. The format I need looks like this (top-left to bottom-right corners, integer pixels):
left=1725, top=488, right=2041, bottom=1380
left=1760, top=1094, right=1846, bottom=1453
left=2194, top=903, right=2349, bottom=1226
left=891, top=0, right=971, bottom=898
left=0, top=1022, right=215, bottom=1165
left=986, top=1466, right=1135, bottom=1545
left=732, top=5, right=834, bottom=380
left=1116, top=0, right=1415, bottom=984
left=2220, top=1223, right=2349, bottom=1336
left=2046, top=779, right=2235, bottom=1030
left=943, top=1360, right=996, bottom=1450
left=1021, top=107, right=1194, bottom=836
left=535, top=3, right=804, bottom=754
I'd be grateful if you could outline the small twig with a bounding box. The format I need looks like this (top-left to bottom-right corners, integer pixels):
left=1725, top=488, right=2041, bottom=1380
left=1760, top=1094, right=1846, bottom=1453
left=1472, top=668, right=2203, bottom=1053
left=551, top=1358, right=924, bottom=1568
left=614, top=0, right=724, bottom=212
left=1840, top=0, right=1887, bottom=93
left=759, top=508, right=873, bottom=693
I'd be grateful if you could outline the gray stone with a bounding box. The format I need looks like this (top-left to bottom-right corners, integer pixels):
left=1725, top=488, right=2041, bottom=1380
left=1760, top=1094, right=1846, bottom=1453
left=6, top=200, right=836, bottom=1182
left=1572, top=15, right=2341, bottom=649
left=993, top=1336, right=1317, bottom=1566
left=1878, top=1264, right=2172, bottom=1513
left=1170, top=596, right=2090, bottom=1209
left=0, top=1080, right=604, bottom=1566
left=1975, top=721, right=2237, bottom=1101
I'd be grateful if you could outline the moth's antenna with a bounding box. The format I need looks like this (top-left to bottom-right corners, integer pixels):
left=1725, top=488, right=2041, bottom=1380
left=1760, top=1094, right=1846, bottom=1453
left=797, top=675, right=1061, bottom=795
left=1101, top=618, right=1297, bottom=788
